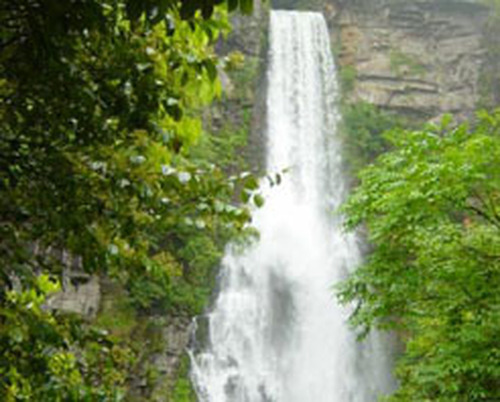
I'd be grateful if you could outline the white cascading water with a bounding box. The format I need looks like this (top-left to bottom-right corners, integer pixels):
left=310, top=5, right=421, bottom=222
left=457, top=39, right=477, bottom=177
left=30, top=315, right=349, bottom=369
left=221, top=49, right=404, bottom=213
left=191, top=11, right=395, bottom=402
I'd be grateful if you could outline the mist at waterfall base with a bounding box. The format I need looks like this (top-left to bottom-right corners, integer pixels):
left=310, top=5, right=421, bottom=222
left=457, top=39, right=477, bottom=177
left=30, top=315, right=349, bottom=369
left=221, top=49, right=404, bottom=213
left=190, top=11, right=396, bottom=402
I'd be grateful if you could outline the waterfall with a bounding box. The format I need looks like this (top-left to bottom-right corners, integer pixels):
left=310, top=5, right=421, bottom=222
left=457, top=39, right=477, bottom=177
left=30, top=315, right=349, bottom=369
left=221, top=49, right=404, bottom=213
left=190, top=11, right=395, bottom=402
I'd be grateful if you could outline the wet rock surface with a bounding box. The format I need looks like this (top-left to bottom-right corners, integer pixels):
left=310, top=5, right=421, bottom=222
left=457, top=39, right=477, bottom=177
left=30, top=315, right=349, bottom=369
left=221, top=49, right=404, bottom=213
left=329, top=0, right=489, bottom=121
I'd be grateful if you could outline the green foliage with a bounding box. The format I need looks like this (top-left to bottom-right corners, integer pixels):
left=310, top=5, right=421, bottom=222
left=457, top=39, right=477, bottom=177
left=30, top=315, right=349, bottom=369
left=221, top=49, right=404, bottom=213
left=0, top=275, right=133, bottom=401
left=95, top=285, right=137, bottom=339
left=1, top=1, right=247, bottom=291
left=0, top=0, right=257, bottom=399
left=339, top=65, right=358, bottom=95
left=159, top=229, right=225, bottom=315
left=191, top=108, right=251, bottom=173
left=229, top=55, right=261, bottom=101
left=189, top=51, right=259, bottom=174
left=389, top=49, right=426, bottom=78
left=339, top=110, right=500, bottom=401
left=340, top=102, right=409, bottom=175
left=171, top=355, right=197, bottom=402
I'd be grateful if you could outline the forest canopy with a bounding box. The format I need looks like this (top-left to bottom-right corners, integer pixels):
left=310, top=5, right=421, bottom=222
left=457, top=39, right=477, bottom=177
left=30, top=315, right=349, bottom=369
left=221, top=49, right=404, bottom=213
left=339, top=111, right=500, bottom=401
left=0, top=0, right=258, bottom=399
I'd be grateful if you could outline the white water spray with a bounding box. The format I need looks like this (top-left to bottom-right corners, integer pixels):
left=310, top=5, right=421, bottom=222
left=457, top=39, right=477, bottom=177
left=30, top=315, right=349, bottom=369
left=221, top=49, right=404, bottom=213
left=191, top=11, right=395, bottom=402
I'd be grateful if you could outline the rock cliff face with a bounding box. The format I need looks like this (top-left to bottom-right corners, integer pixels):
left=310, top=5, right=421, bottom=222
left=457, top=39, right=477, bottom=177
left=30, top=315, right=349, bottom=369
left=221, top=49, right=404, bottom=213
left=328, top=0, right=489, bottom=121
left=212, top=0, right=270, bottom=174
left=47, top=273, right=100, bottom=318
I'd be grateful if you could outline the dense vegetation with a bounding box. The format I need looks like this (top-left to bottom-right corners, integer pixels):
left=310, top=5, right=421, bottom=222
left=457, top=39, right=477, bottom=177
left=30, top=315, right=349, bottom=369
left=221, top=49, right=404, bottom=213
left=0, top=0, right=260, bottom=399
left=339, top=101, right=411, bottom=176
left=339, top=111, right=500, bottom=400
left=336, top=2, right=500, bottom=400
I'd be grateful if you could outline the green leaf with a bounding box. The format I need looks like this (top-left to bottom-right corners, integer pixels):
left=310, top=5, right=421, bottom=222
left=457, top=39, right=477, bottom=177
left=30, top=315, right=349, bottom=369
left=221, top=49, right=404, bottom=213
left=241, top=189, right=251, bottom=203
left=126, top=0, right=144, bottom=21
left=240, top=0, right=253, bottom=14
left=204, top=60, right=218, bottom=82
left=244, top=175, right=259, bottom=191
left=253, top=194, right=264, bottom=208
left=227, top=0, right=239, bottom=12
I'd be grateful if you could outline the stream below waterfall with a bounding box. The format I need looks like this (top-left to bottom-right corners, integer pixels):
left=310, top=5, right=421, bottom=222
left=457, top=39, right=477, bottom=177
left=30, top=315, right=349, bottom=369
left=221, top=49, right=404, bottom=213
left=190, top=10, right=396, bottom=402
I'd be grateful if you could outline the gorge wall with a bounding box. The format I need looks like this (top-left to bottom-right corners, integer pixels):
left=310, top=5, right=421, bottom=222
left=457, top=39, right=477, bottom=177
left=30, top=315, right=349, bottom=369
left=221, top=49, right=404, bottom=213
left=329, top=0, right=490, bottom=122
left=273, top=0, right=491, bottom=121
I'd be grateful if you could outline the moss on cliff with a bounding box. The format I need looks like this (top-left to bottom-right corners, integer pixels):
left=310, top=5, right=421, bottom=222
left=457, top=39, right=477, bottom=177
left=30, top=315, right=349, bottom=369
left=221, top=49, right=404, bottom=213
left=479, top=1, right=500, bottom=109
left=170, top=355, right=198, bottom=402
